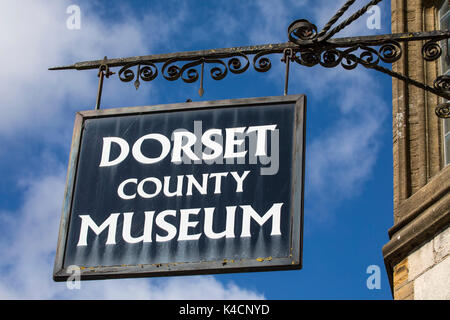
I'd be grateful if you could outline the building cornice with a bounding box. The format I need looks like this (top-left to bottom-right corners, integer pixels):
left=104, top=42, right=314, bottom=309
left=382, top=166, right=450, bottom=292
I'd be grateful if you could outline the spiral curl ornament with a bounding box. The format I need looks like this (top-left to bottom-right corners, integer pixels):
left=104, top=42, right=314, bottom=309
left=422, top=41, right=442, bottom=61
left=337, top=46, right=380, bottom=70
left=166, top=66, right=181, bottom=81
left=358, top=46, right=380, bottom=67
left=433, top=75, right=450, bottom=92
left=320, top=49, right=342, bottom=68
left=139, top=64, right=158, bottom=81
left=253, top=52, right=272, bottom=72
left=379, top=41, right=402, bottom=63
left=435, top=102, right=450, bottom=119
left=183, top=68, right=199, bottom=83
left=207, top=59, right=228, bottom=81
left=294, top=44, right=402, bottom=71
left=295, top=49, right=320, bottom=67
left=341, top=48, right=358, bottom=70
left=179, top=60, right=202, bottom=83
left=119, top=62, right=158, bottom=89
left=288, top=19, right=318, bottom=44
left=295, top=46, right=381, bottom=70
left=162, top=55, right=251, bottom=84
left=162, top=59, right=182, bottom=81
left=118, top=63, right=138, bottom=82
left=228, top=54, right=250, bottom=74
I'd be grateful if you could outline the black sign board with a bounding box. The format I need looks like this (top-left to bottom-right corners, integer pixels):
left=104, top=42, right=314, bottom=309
left=53, top=95, right=306, bottom=281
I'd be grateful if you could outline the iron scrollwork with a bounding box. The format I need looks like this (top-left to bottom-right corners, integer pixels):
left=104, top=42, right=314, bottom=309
left=161, top=55, right=251, bottom=83
left=422, top=41, right=442, bottom=61
left=292, top=41, right=402, bottom=71
left=253, top=52, right=273, bottom=72
left=435, top=102, right=450, bottom=118
left=434, top=75, right=450, bottom=91
left=433, top=76, right=450, bottom=118
left=49, top=0, right=450, bottom=118
left=288, top=19, right=318, bottom=43
left=119, top=62, right=158, bottom=90
left=378, top=41, right=403, bottom=63
left=118, top=53, right=273, bottom=93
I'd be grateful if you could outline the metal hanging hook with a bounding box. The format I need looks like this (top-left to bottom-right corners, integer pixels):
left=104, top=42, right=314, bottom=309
left=281, top=48, right=294, bottom=95
left=49, top=0, right=450, bottom=118
left=95, top=56, right=115, bottom=110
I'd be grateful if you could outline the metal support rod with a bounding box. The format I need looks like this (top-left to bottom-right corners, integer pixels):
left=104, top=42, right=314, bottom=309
left=47, top=0, right=450, bottom=118
left=48, top=31, right=450, bottom=71
left=340, top=50, right=450, bottom=100
left=95, top=69, right=105, bottom=110
left=199, top=60, right=205, bottom=97
left=316, top=0, right=356, bottom=39
left=320, top=0, right=383, bottom=41
left=284, top=57, right=290, bottom=96
left=94, top=56, right=115, bottom=110
left=282, top=49, right=293, bottom=95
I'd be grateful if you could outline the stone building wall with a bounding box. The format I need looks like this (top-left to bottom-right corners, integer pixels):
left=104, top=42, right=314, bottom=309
left=383, top=0, right=450, bottom=300
left=393, top=227, right=450, bottom=299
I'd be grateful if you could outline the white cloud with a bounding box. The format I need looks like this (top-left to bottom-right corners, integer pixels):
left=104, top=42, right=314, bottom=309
left=0, top=165, right=264, bottom=300
left=0, top=0, right=392, bottom=298
left=245, top=1, right=390, bottom=218
left=0, top=0, right=264, bottom=300
left=0, top=0, right=185, bottom=142
left=300, top=67, right=388, bottom=221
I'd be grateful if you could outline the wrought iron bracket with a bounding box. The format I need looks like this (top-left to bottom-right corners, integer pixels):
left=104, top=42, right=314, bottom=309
left=95, top=56, right=115, bottom=110
left=49, top=0, right=450, bottom=118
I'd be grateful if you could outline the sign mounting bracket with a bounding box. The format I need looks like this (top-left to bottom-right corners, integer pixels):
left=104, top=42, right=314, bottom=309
left=49, top=0, right=450, bottom=118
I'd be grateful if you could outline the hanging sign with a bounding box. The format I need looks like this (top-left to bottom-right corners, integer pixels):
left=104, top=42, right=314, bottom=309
left=53, top=95, right=306, bottom=281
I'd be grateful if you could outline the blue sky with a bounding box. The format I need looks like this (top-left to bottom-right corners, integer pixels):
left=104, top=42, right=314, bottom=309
left=0, top=0, right=394, bottom=299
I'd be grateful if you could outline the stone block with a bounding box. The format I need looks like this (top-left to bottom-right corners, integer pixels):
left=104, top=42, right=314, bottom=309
left=394, top=281, right=414, bottom=300
left=393, top=258, right=409, bottom=288
left=408, top=239, right=434, bottom=281
left=433, top=226, right=450, bottom=263
left=414, top=256, right=450, bottom=300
